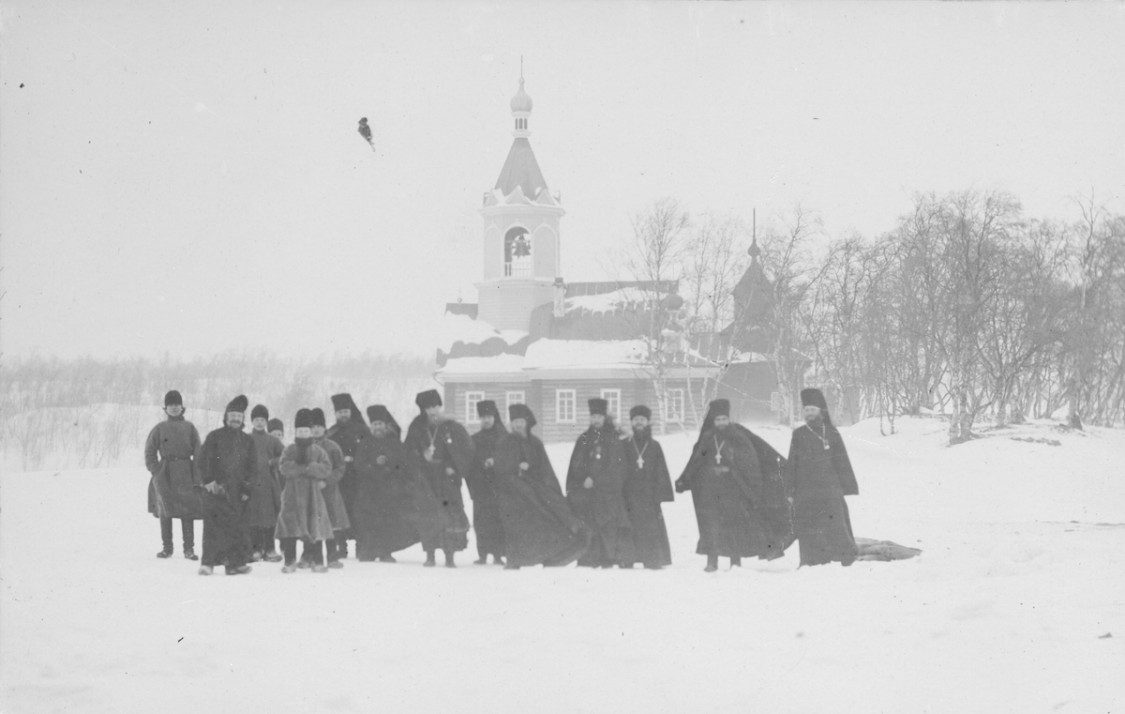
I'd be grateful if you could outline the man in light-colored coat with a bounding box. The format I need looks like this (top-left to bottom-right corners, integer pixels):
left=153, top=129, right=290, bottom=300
left=143, top=390, right=204, bottom=560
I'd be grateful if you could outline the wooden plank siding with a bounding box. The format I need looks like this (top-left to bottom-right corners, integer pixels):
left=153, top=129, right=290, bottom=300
left=446, top=377, right=708, bottom=442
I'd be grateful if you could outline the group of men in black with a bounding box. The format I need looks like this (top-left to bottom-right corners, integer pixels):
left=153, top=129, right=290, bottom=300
left=144, top=385, right=858, bottom=575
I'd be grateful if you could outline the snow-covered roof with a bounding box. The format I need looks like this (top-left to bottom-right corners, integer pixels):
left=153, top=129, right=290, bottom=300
left=438, top=313, right=524, bottom=353
left=564, top=287, right=668, bottom=315
left=523, top=339, right=649, bottom=370
left=436, top=354, right=527, bottom=376
left=725, top=351, right=770, bottom=365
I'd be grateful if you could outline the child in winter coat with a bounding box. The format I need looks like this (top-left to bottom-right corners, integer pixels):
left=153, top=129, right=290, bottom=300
left=275, top=409, right=335, bottom=573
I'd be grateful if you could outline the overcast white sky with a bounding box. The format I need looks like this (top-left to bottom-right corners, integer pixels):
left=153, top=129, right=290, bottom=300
left=1, top=1, right=1123, bottom=360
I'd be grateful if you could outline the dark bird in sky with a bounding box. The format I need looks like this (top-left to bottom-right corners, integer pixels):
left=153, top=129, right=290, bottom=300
left=357, top=117, right=375, bottom=152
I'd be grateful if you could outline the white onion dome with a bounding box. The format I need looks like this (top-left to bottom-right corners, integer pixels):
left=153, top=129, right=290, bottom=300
left=510, top=77, right=533, bottom=113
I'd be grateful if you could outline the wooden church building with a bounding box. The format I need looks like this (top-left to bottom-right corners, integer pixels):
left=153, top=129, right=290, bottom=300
left=435, top=74, right=796, bottom=441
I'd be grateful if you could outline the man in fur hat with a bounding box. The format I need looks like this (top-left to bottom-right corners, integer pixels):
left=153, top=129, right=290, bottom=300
left=404, top=389, right=474, bottom=567
left=566, top=398, right=631, bottom=568
left=197, top=394, right=257, bottom=575
left=676, top=399, right=773, bottom=572
left=327, top=393, right=369, bottom=559
left=275, top=408, right=334, bottom=573
left=247, top=404, right=284, bottom=563
left=143, top=390, right=204, bottom=560
left=467, top=400, right=507, bottom=565
left=268, top=418, right=284, bottom=441
left=786, top=388, right=859, bottom=567
left=620, top=405, right=674, bottom=569
left=493, top=404, right=588, bottom=569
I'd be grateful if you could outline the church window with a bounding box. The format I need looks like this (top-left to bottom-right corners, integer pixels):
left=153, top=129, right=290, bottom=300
left=600, top=389, right=621, bottom=419
left=506, top=390, right=525, bottom=413
left=664, top=389, right=685, bottom=423
left=556, top=389, right=576, bottom=424
left=466, top=391, right=485, bottom=425
left=504, top=227, right=532, bottom=277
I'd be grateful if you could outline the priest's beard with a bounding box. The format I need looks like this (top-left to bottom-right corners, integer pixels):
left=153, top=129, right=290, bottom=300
left=632, top=426, right=651, bottom=440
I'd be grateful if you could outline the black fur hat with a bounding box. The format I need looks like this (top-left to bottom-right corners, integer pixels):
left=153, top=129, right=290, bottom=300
left=509, top=403, right=537, bottom=429
left=225, top=394, right=248, bottom=414
left=294, top=409, right=313, bottom=430
left=415, top=389, right=442, bottom=411
left=800, top=388, right=828, bottom=411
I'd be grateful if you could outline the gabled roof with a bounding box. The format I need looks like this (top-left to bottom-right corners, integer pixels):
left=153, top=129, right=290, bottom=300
left=494, top=138, right=549, bottom=199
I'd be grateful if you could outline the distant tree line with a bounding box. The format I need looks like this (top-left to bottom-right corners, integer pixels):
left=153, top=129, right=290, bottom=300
left=0, top=351, right=434, bottom=470
left=622, top=191, right=1125, bottom=441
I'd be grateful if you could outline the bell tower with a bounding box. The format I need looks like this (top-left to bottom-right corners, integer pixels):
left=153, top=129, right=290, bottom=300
left=476, top=68, right=565, bottom=332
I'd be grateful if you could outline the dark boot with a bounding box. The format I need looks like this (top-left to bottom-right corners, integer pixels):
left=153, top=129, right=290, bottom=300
left=730, top=556, right=742, bottom=568
left=326, top=539, right=344, bottom=568
left=158, top=517, right=174, bottom=557
left=181, top=519, right=195, bottom=555
left=704, top=554, right=719, bottom=573
left=444, top=549, right=456, bottom=568
left=424, top=551, right=436, bottom=567
left=474, top=551, right=488, bottom=565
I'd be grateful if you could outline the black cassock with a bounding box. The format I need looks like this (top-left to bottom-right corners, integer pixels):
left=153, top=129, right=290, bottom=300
left=621, top=430, right=674, bottom=568
left=493, top=432, right=588, bottom=568
left=469, top=424, right=508, bottom=559
left=197, top=426, right=257, bottom=569
left=678, top=425, right=780, bottom=559
left=785, top=420, right=858, bottom=567
left=351, top=432, right=444, bottom=560
left=326, top=418, right=369, bottom=535
left=566, top=425, right=631, bottom=567
left=405, top=416, right=474, bottom=553
left=684, top=417, right=794, bottom=560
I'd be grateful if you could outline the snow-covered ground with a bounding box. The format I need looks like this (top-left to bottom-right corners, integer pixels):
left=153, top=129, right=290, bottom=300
left=2, top=417, right=1123, bottom=713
